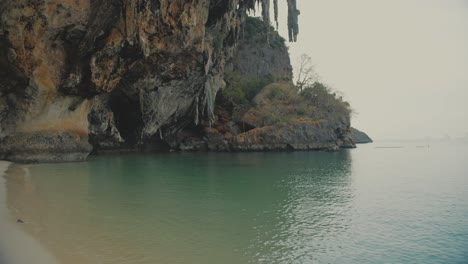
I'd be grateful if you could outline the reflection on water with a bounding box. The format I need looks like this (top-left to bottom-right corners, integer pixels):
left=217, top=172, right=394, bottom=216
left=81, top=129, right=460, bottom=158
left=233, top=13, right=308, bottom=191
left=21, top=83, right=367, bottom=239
left=4, top=143, right=468, bottom=263
left=247, top=152, right=353, bottom=263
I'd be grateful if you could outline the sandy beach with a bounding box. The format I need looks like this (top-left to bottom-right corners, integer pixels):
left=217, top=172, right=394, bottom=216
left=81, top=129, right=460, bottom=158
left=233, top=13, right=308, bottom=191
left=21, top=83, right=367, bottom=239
left=0, top=161, right=59, bottom=264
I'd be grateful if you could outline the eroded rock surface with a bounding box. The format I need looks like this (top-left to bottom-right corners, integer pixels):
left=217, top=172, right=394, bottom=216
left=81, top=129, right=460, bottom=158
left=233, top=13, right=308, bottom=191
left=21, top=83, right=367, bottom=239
left=0, top=0, right=253, bottom=161
left=0, top=1, right=367, bottom=162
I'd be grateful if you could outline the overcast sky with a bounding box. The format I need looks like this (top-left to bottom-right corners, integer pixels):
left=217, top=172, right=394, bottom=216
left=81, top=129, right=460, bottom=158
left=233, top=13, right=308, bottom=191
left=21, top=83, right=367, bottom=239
left=273, top=0, right=468, bottom=140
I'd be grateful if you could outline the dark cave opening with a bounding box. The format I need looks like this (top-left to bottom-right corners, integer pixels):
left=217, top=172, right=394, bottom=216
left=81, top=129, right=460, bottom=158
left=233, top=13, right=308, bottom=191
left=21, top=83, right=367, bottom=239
left=142, top=132, right=171, bottom=152
left=207, top=0, right=229, bottom=26
left=109, top=88, right=143, bottom=146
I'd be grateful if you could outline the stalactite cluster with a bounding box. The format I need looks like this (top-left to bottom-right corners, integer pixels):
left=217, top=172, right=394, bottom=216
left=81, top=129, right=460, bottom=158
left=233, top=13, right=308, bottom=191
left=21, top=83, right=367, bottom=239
left=242, top=0, right=299, bottom=42
left=0, top=0, right=304, bottom=162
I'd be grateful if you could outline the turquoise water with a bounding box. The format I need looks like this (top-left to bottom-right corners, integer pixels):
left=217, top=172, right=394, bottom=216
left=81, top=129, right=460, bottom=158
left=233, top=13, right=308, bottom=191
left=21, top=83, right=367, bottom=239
left=5, top=141, right=468, bottom=263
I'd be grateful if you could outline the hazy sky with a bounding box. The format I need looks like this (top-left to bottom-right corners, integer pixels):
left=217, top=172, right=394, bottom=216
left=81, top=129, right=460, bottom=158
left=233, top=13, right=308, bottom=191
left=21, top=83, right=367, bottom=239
left=273, top=0, right=468, bottom=140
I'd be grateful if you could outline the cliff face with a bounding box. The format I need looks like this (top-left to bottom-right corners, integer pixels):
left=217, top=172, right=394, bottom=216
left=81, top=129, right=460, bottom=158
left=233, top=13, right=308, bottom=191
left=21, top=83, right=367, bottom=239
left=226, top=17, right=292, bottom=82
left=0, top=1, right=363, bottom=162
left=0, top=0, right=251, bottom=161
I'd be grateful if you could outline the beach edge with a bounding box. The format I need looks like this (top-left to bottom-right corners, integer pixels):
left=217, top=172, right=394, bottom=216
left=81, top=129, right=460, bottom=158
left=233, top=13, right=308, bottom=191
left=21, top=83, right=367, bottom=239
left=0, top=160, right=59, bottom=264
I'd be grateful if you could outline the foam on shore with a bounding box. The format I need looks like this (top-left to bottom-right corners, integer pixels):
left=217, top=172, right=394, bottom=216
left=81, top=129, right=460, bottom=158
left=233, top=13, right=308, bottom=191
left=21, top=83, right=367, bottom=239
left=0, top=161, right=59, bottom=264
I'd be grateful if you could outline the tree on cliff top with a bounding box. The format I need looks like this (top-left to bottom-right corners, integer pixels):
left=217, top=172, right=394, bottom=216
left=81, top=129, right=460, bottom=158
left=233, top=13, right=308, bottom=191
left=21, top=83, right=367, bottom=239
left=295, top=54, right=319, bottom=91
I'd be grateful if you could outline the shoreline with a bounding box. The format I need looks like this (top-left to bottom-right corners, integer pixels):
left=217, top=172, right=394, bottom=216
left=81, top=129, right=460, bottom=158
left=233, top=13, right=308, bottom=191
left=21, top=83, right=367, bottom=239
left=0, top=160, right=59, bottom=264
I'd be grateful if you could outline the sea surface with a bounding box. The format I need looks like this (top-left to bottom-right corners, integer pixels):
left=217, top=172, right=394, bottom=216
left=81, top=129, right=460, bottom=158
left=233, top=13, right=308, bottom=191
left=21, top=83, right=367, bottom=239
left=2, top=140, right=468, bottom=264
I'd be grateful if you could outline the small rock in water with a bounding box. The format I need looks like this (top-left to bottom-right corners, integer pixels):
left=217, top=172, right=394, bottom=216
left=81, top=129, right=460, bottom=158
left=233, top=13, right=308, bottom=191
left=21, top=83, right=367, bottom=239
left=16, top=218, right=24, bottom=224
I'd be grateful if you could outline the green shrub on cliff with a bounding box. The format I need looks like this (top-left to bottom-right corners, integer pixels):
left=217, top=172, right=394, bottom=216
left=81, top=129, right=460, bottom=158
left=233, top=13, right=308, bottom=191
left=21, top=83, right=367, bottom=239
left=300, top=82, right=352, bottom=118
left=224, top=71, right=275, bottom=103
left=241, top=81, right=352, bottom=128
left=268, top=85, right=288, bottom=100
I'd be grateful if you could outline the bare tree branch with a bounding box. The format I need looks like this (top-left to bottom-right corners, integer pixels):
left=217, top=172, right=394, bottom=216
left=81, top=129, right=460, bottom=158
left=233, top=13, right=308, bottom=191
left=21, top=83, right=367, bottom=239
left=295, top=54, right=318, bottom=91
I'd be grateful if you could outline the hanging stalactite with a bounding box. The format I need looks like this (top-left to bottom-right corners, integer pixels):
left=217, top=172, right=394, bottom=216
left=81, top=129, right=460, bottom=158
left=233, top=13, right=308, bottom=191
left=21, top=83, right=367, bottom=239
left=287, top=0, right=299, bottom=42
left=273, top=0, right=279, bottom=29
left=261, top=0, right=270, bottom=27
left=241, top=0, right=299, bottom=42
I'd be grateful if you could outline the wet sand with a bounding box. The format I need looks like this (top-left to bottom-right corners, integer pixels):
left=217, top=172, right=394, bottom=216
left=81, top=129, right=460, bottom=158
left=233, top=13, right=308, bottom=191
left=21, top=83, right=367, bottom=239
left=0, top=161, right=142, bottom=264
left=0, top=161, right=59, bottom=264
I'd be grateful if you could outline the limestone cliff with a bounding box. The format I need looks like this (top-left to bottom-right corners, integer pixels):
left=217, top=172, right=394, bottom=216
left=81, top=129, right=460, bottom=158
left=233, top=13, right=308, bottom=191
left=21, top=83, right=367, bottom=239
left=169, top=17, right=356, bottom=152
left=0, top=0, right=269, bottom=161
left=0, top=1, right=367, bottom=162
